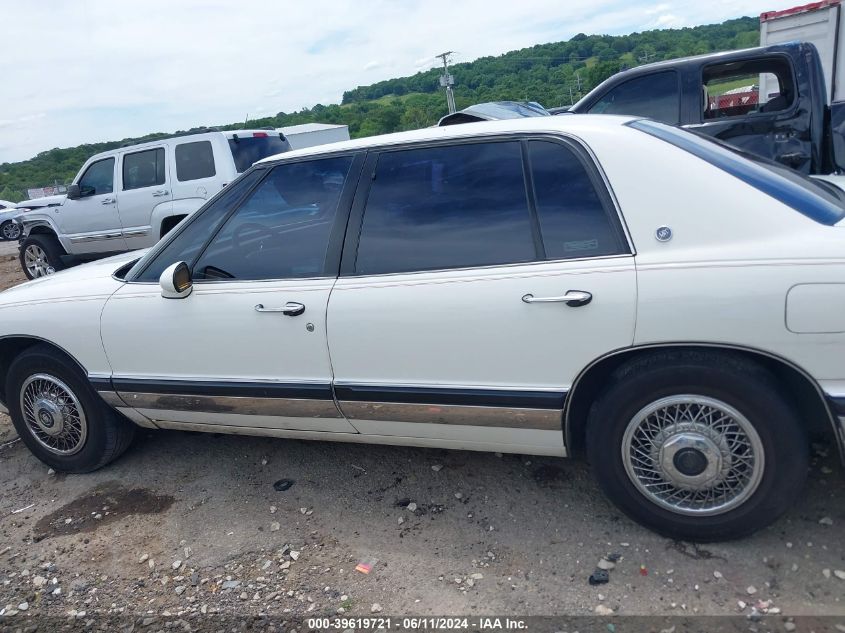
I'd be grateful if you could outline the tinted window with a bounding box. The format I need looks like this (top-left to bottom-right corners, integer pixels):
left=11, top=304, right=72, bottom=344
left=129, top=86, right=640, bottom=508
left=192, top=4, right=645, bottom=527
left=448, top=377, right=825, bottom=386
left=703, top=58, right=795, bottom=120
left=176, top=141, right=216, bottom=182
left=78, top=158, right=115, bottom=196
left=193, top=156, right=353, bottom=281
left=132, top=170, right=265, bottom=282
left=529, top=141, right=624, bottom=259
left=122, top=148, right=165, bottom=191
left=355, top=142, right=535, bottom=275
left=228, top=135, right=290, bottom=172
left=588, top=71, right=680, bottom=124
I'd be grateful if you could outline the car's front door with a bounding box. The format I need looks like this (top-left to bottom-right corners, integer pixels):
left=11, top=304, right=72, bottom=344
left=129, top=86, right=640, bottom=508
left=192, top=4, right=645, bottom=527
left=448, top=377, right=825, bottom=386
left=327, top=138, right=637, bottom=455
left=61, top=156, right=125, bottom=253
left=100, top=154, right=363, bottom=433
left=117, top=145, right=171, bottom=249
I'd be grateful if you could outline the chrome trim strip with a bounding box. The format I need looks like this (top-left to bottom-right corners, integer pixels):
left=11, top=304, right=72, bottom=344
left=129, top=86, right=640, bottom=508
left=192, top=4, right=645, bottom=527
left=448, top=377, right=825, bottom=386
left=147, top=420, right=566, bottom=457
left=116, top=391, right=343, bottom=419
left=121, top=229, right=150, bottom=239
left=116, top=406, right=159, bottom=429
left=69, top=232, right=123, bottom=244
left=96, top=390, right=158, bottom=428
left=97, top=390, right=125, bottom=407
left=338, top=400, right=561, bottom=430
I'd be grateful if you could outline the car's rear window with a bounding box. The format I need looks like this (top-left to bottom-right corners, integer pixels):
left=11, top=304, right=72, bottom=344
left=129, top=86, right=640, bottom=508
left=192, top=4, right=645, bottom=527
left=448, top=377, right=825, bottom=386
left=628, top=119, right=845, bottom=225
left=228, top=134, right=290, bottom=172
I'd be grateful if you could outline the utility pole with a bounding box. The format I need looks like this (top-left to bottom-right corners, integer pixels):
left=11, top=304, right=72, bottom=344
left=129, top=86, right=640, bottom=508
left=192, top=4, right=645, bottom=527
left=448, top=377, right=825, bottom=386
left=436, top=51, right=457, bottom=114
left=638, top=51, right=657, bottom=64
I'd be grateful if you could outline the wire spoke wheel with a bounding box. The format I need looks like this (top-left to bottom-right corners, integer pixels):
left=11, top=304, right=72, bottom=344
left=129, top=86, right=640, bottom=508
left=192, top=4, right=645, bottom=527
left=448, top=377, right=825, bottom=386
left=23, top=244, right=54, bottom=278
left=621, top=395, right=764, bottom=516
left=20, top=373, right=87, bottom=456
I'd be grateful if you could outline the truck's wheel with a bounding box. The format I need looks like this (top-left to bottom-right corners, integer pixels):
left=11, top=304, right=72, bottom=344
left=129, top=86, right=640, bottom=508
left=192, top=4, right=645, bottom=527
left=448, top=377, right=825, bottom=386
left=20, top=234, right=66, bottom=279
left=6, top=344, right=135, bottom=473
left=586, top=351, right=808, bottom=541
left=0, top=220, right=21, bottom=241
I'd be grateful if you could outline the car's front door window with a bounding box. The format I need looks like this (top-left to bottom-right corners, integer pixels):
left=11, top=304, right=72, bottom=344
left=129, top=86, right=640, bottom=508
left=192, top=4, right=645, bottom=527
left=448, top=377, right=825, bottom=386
left=192, top=156, right=354, bottom=281
left=78, top=158, right=115, bottom=197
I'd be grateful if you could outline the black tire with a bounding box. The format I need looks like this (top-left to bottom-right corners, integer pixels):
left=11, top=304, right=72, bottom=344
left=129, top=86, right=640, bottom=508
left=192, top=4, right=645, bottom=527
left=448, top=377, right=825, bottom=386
left=0, top=220, right=21, bottom=241
left=19, top=234, right=66, bottom=280
left=6, top=344, right=135, bottom=473
left=586, top=350, right=808, bottom=541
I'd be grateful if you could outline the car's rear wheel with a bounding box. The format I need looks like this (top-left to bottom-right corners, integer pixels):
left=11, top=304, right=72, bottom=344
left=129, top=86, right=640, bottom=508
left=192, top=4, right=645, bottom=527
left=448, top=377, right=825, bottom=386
left=0, top=220, right=21, bottom=241
left=586, top=351, right=808, bottom=541
left=20, top=234, right=66, bottom=279
left=6, top=345, right=135, bottom=472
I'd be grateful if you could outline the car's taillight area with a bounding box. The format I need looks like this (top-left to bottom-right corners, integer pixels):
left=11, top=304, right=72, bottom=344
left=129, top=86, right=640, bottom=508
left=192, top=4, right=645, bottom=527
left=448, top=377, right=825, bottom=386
left=228, top=132, right=290, bottom=172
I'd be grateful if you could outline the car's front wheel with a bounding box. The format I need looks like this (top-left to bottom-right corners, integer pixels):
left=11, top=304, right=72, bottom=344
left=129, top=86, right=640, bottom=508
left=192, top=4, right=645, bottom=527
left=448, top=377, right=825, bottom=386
left=586, top=351, right=808, bottom=541
left=0, top=220, right=21, bottom=241
left=20, top=234, right=66, bottom=279
left=6, top=344, right=135, bottom=472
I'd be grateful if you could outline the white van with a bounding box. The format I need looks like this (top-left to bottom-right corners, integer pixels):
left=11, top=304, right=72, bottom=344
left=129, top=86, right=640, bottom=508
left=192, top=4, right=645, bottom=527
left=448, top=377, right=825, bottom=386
left=18, top=129, right=290, bottom=279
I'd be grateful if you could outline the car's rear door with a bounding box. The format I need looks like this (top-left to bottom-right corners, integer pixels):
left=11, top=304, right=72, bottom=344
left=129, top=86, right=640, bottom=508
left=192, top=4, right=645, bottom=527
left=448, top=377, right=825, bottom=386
left=326, top=137, right=637, bottom=455
left=117, top=144, right=171, bottom=249
left=100, top=154, right=364, bottom=433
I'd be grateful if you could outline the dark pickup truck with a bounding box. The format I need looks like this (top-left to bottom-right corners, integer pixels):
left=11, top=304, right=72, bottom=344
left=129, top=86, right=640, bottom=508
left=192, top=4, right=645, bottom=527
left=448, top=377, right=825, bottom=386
left=569, top=42, right=845, bottom=176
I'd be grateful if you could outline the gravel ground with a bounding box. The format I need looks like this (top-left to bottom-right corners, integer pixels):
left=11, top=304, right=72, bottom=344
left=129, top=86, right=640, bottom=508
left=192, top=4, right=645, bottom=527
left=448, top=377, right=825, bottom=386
left=0, top=247, right=844, bottom=629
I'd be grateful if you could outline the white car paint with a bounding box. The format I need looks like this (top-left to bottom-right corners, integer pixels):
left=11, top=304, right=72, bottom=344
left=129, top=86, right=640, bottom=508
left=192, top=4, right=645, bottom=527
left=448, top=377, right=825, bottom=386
left=0, top=114, right=843, bottom=458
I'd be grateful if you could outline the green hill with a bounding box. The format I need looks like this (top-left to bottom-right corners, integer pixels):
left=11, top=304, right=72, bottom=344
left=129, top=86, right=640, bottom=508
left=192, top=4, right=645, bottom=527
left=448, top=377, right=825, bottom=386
left=0, top=16, right=759, bottom=202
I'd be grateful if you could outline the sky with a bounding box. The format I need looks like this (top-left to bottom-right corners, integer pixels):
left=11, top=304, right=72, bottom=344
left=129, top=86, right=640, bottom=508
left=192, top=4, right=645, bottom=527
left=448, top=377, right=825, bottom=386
left=0, top=0, right=802, bottom=164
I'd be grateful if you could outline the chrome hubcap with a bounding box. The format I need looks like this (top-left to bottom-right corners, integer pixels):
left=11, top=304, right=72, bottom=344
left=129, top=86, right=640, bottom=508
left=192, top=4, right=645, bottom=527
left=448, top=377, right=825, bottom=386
left=23, top=244, right=54, bottom=278
left=622, top=395, right=764, bottom=516
left=2, top=222, right=20, bottom=239
left=20, top=374, right=87, bottom=455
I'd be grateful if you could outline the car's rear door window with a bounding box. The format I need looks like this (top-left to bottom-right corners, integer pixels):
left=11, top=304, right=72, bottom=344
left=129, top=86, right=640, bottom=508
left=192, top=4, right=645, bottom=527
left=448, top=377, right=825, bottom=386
left=122, top=148, right=166, bottom=191
left=354, top=142, right=535, bottom=275
left=528, top=140, right=626, bottom=259
left=176, top=141, right=216, bottom=182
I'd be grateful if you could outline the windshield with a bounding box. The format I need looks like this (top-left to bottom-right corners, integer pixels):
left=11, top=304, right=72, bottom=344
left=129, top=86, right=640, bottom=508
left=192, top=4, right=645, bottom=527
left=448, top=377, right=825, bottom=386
left=228, top=134, right=290, bottom=172
left=629, top=119, right=845, bottom=225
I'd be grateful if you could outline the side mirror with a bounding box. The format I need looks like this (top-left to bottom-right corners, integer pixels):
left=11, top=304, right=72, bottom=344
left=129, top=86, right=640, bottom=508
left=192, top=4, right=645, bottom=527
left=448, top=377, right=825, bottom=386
left=159, top=261, right=193, bottom=299
left=66, top=184, right=81, bottom=200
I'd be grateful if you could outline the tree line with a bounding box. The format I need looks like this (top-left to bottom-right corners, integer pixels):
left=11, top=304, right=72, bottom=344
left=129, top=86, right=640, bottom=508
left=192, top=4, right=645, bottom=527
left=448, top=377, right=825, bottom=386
left=0, top=16, right=758, bottom=202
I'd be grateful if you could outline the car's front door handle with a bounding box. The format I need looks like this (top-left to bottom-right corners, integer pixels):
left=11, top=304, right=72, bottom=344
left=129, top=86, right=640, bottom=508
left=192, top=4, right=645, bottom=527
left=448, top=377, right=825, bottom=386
left=521, top=290, right=593, bottom=307
left=255, top=302, right=306, bottom=316
left=101, top=197, right=115, bottom=205
left=152, top=190, right=169, bottom=197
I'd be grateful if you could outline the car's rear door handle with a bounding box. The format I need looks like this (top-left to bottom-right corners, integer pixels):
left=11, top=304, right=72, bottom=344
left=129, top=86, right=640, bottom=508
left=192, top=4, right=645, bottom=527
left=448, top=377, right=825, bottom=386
left=255, top=302, right=306, bottom=316
left=522, top=290, right=592, bottom=307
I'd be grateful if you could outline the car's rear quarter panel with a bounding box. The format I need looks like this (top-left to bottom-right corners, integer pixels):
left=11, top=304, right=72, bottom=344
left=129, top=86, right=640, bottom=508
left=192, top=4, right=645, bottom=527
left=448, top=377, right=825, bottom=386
left=583, top=124, right=845, bottom=381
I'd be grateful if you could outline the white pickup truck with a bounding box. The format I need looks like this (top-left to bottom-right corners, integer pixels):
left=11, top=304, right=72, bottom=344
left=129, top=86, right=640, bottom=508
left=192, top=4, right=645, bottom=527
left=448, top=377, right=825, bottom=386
left=18, top=129, right=290, bottom=279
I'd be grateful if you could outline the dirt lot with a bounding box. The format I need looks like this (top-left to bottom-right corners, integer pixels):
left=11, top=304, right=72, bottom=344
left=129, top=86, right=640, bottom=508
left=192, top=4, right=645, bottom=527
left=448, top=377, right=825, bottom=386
left=0, top=245, right=844, bottom=630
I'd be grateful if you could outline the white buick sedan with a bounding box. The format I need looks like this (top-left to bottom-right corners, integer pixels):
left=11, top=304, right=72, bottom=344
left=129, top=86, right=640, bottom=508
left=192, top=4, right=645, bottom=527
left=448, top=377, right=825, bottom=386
left=1, top=115, right=842, bottom=541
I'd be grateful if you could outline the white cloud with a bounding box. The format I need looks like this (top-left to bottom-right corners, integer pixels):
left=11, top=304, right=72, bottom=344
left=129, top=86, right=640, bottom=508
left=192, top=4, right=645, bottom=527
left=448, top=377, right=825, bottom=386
left=0, top=0, right=804, bottom=162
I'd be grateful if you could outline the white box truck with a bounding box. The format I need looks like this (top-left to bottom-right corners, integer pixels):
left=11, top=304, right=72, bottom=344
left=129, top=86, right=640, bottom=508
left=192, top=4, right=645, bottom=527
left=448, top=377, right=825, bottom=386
left=760, top=0, right=845, bottom=102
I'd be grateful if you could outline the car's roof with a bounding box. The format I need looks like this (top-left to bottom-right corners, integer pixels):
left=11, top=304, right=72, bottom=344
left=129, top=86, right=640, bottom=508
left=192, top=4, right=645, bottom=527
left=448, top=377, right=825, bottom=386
left=257, top=114, right=639, bottom=164
left=90, top=129, right=278, bottom=159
